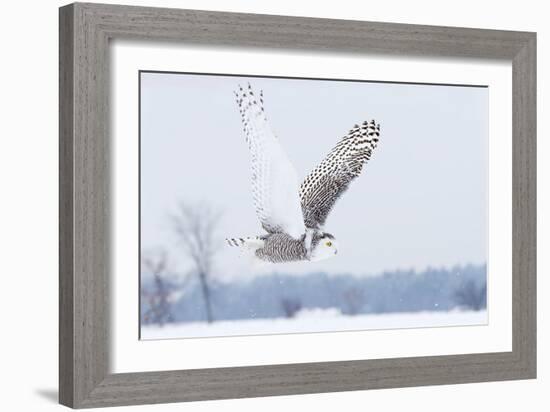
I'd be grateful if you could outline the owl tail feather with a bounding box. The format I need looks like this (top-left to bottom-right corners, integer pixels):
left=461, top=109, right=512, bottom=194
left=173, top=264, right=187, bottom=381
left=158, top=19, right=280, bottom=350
left=225, top=236, right=264, bottom=251
left=225, top=236, right=267, bottom=268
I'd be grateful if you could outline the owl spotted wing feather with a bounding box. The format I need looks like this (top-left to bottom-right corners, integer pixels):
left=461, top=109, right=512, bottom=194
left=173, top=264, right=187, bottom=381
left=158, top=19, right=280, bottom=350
left=300, top=120, right=381, bottom=229
left=235, top=84, right=306, bottom=239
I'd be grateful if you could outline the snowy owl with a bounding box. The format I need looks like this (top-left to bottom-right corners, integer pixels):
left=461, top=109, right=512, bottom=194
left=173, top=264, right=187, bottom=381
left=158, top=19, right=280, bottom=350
left=226, top=84, right=381, bottom=264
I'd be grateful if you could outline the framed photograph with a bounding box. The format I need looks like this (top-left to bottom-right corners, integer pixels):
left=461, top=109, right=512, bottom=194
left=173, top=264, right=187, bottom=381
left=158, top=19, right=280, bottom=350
left=59, top=2, right=536, bottom=408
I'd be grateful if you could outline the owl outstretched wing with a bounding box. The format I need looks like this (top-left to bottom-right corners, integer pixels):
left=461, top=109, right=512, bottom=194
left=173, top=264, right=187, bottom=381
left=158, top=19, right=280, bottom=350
left=300, top=120, right=381, bottom=229
left=235, top=84, right=306, bottom=239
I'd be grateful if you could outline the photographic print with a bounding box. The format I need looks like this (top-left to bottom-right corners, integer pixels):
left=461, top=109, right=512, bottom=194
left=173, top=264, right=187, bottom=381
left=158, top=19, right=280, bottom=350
left=139, top=71, right=488, bottom=340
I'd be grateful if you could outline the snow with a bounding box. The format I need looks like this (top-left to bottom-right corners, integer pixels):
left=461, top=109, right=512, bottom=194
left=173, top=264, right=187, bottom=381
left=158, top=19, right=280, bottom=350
left=141, top=309, right=488, bottom=340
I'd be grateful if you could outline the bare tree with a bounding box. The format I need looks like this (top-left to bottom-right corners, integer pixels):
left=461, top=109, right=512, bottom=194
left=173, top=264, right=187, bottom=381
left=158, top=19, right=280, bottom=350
left=171, top=202, right=222, bottom=323
left=281, top=298, right=302, bottom=318
left=141, top=249, right=174, bottom=326
left=342, top=288, right=365, bottom=315
left=454, top=280, right=487, bottom=311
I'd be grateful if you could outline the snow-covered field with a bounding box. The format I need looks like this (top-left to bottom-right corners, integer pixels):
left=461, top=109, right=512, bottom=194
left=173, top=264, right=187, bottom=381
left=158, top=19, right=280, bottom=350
left=141, top=308, right=488, bottom=340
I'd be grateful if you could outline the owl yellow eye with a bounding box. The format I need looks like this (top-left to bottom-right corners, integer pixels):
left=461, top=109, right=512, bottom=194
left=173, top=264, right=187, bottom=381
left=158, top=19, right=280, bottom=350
left=326, top=241, right=332, bottom=247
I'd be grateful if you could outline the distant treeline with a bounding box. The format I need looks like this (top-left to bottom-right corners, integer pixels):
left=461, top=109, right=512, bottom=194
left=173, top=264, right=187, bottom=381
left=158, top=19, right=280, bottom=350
left=141, top=264, right=487, bottom=325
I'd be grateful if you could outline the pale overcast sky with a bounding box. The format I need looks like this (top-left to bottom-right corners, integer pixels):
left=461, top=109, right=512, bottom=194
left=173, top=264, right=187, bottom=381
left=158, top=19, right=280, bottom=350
left=140, top=72, right=488, bottom=280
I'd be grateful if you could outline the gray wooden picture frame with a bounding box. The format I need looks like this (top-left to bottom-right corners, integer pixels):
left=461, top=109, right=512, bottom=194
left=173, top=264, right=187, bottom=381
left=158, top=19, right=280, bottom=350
left=59, top=2, right=536, bottom=408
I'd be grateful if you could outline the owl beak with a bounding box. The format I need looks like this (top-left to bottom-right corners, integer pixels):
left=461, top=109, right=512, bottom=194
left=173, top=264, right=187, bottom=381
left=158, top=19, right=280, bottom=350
left=334, top=249, right=338, bottom=255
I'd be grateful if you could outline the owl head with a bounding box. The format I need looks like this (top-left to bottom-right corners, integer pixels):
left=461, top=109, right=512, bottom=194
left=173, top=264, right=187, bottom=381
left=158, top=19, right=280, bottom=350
left=310, top=233, right=338, bottom=262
